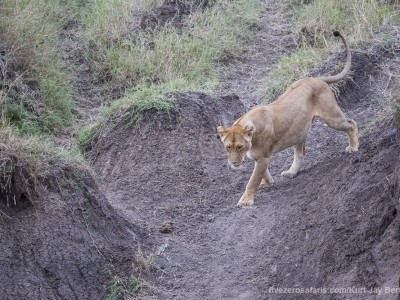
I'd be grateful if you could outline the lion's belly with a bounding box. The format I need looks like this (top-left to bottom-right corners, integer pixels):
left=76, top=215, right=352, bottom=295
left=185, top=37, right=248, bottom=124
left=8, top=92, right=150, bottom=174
left=272, top=123, right=311, bottom=153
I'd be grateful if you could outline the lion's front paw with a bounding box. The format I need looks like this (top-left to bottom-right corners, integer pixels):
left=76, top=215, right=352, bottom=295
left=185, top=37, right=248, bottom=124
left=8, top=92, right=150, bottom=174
left=237, top=194, right=254, bottom=208
left=281, top=170, right=296, bottom=178
left=345, top=145, right=358, bottom=153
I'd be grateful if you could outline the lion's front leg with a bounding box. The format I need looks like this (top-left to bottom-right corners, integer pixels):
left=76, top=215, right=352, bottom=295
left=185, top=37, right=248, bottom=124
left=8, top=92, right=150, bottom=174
left=237, top=158, right=269, bottom=207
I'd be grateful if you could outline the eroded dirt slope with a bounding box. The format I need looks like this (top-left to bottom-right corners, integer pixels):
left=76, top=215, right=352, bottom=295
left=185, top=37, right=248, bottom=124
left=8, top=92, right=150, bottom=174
left=0, top=165, right=143, bottom=300
left=91, top=87, right=399, bottom=300
left=8, top=0, right=395, bottom=299
left=87, top=1, right=400, bottom=299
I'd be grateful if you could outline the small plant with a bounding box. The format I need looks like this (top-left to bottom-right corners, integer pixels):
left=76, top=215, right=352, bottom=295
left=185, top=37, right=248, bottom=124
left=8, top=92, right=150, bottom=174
left=133, top=246, right=154, bottom=273
left=104, top=247, right=154, bottom=300
left=105, top=274, right=143, bottom=300
left=127, top=276, right=142, bottom=293
left=105, top=271, right=143, bottom=300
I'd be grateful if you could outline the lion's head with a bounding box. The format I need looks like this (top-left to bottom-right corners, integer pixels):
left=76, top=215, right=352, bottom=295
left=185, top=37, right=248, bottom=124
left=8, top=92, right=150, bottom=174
left=217, top=124, right=253, bottom=169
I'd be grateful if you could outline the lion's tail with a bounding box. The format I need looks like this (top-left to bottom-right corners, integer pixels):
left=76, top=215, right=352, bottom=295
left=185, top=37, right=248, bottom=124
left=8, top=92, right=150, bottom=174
left=317, top=31, right=351, bottom=84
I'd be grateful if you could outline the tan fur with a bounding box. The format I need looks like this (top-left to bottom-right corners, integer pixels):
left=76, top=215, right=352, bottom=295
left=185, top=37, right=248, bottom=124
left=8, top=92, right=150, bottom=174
left=218, top=32, right=359, bottom=207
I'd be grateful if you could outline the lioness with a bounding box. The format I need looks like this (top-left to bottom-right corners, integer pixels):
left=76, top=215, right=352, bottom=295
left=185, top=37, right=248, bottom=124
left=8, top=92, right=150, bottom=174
left=218, top=31, right=358, bottom=207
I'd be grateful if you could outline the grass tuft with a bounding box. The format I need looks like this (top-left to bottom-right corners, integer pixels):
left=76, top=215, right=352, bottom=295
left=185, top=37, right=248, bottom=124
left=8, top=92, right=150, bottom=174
left=104, top=247, right=155, bottom=300
left=77, top=82, right=175, bottom=153
left=0, top=126, right=87, bottom=207
left=76, top=122, right=102, bottom=153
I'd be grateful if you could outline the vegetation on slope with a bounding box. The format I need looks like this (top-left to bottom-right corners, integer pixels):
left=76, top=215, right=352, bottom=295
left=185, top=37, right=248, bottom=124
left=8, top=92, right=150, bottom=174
left=1, top=0, right=398, bottom=161
left=77, top=0, right=260, bottom=150
left=0, top=0, right=76, bottom=134
left=0, top=126, right=85, bottom=208
left=1, top=0, right=260, bottom=154
left=261, top=0, right=400, bottom=104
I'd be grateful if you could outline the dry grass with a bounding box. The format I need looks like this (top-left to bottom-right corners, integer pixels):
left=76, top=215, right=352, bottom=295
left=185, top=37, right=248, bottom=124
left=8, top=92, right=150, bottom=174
left=77, top=0, right=260, bottom=150
left=105, top=246, right=157, bottom=300
left=294, top=0, right=400, bottom=47
left=0, top=0, right=75, bottom=134
left=82, top=0, right=259, bottom=90
left=0, top=126, right=86, bottom=207
left=260, top=0, right=400, bottom=103
left=0, top=127, right=44, bottom=207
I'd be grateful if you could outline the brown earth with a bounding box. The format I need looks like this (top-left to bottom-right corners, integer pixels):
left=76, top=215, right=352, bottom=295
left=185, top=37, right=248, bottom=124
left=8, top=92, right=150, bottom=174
left=1, top=1, right=400, bottom=300
left=0, top=163, right=149, bottom=300
left=90, top=88, right=399, bottom=299
left=88, top=4, right=400, bottom=297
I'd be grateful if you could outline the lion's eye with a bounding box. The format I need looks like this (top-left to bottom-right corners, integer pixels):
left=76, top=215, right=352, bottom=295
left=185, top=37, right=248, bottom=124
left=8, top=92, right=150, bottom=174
left=226, top=146, right=231, bottom=151
left=237, top=146, right=243, bottom=151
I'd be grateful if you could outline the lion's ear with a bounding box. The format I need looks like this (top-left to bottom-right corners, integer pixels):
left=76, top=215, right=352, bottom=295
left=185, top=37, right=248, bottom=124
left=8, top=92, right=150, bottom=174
left=243, top=125, right=254, bottom=142
left=217, top=126, right=227, bottom=139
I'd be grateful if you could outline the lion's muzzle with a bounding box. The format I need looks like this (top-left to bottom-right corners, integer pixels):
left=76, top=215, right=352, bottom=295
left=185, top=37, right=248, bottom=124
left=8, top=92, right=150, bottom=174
left=229, top=163, right=244, bottom=171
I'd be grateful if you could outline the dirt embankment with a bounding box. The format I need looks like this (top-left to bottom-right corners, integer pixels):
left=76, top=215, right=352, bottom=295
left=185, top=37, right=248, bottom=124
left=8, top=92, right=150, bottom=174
left=84, top=2, right=400, bottom=298
left=0, top=163, right=145, bottom=300
left=89, top=85, right=400, bottom=300
left=1, top=1, right=399, bottom=299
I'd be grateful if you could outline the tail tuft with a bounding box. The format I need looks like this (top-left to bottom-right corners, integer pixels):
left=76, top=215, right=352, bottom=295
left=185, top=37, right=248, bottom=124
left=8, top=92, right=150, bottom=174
left=333, top=31, right=341, bottom=37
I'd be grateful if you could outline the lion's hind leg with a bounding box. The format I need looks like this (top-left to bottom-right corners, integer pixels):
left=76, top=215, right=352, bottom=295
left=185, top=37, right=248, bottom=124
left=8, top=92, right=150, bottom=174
left=319, top=110, right=359, bottom=153
left=316, top=92, right=359, bottom=153
left=343, top=119, right=358, bottom=153
left=281, top=141, right=305, bottom=178
left=326, top=117, right=358, bottom=153
left=329, top=118, right=359, bottom=153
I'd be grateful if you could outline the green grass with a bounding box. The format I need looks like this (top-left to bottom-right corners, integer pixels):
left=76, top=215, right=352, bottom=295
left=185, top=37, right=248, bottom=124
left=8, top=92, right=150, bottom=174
left=81, top=0, right=161, bottom=47
left=0, top=0, right=75, bottom=134
left=259, top=0, right=400, bottom=103
left=0, top=0, right=260, bottom=162
left=260, top=46, right=326, bottom=101
left=104, top=249, right=154, bottom=300
left=83, top=0, right=259, bottom=90
left=77, top=82, right=175, bottom=152
left=76, top=122, right=102, bottom=153
left=77, top=0, right=260, bottom=150
left=294, top=0, right=400, bottom=46
left=105, top=273, right=142, bottom=300
left=103, top=83, right=174, bottom=118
